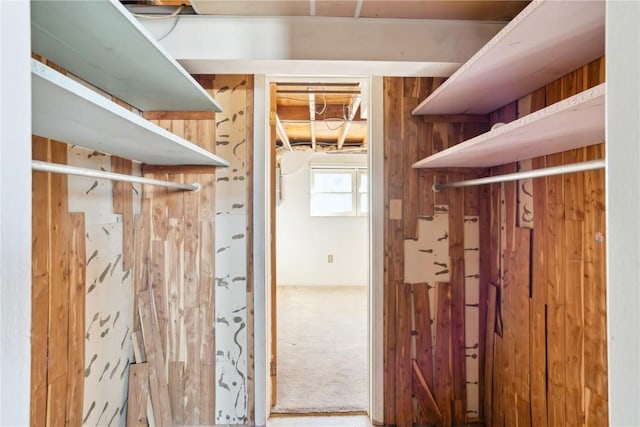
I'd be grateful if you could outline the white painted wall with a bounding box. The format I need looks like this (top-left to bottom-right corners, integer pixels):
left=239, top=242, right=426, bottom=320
left=0, top=1, right=31, bottom=424
left=276, top=151, right=368, bottom=287
left=606, top=2, right=640, bottom=425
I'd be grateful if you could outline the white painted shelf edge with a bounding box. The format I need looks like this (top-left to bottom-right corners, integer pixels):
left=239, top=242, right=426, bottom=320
left=412, top=83, right=605, bottom=169
left=412, top=0, right=605, bottom=115
left=31, top=59, right=230, bottom=167
left=31, top=0, right=222, bottom=113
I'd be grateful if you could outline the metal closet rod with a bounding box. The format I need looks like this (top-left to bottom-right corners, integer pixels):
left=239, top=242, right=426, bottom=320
left=433, top=159, right=605, bottom=191
left=32, top=160, right=200, bottom=192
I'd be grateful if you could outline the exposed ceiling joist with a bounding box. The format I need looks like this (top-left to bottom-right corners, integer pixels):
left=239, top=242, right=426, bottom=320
left=309, top=93, right=317, bottom=151
left=337, top=96, right=361, bottom=150
left=275, top=114, right=293, bottom=151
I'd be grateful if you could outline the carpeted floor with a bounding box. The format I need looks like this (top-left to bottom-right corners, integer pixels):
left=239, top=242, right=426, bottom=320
left=273, top=286, right=368, bottom=414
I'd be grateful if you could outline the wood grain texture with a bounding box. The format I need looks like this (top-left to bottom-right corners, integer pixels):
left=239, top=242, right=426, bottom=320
left=530, top=156, right=549, bottom=427
left=31, top=137, right=50, bottom=427
left=66, top=213, right=86, bottom=426
left=111, top=156, right=134, bottom=271
left=138, top=288, right=173, bottom=426
left=384, top=77, right=483, bottom=424
left=483, top=285, right=497, bottom=427
left=127, top=363, right=150, bottom=427
left=412, top=283, right=434, bottom=389
left=583, top=144, right=608, bottom=401
left=141, top=80, right=231, bottom=424
left=484, top=57, right=607, bottom=427
left=47, top=141, right=70, bottom=427
left=435, top=282, right=453, bottom=426
left=412, top=360, right=442, bottom=425
left=395, top=283, right=413, bottom=427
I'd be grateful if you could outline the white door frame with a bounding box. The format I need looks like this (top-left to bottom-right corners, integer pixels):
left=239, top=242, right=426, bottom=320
left=252, top=75, right=384, bottom=426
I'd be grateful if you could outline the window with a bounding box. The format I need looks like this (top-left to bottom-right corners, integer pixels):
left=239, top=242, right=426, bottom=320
left=310, top=167, right=368, bottom=216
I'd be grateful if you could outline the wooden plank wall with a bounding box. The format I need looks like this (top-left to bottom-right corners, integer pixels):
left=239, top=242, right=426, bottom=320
left=138, top=74, right=254, bottom=426
left=383, top=77, right=489, bottom=426
left=483, top=57, right=608, bottom=426
left=139, top=114, right=218, bottom=426
left=31, top=137, right=87, bottom=427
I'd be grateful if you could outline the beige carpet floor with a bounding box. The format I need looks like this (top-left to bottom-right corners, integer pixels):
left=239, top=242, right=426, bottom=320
left=273, top=286, right=368, bottom=414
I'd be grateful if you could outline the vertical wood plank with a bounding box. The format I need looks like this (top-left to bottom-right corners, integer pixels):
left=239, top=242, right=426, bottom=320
left=512, top=228, right=531, bottom=424
left=546, top=203, right=566, bottom=427
left=382, top=78, right=397, bottom=425
left=403, top=87, right=419, bottom=240
left=66, top=213, right=85, bottom=426
left=448, top=174, right=466, bottom=425
left=47, top=141, right=70, bottom=427
left=111, top=156, right=134, bottom=271
left=530, top=156, right=549, bottom=427
left=583, top=144, right=608, bottom=402
left=151, top=240, right=168, bottom=358
left=127, top=363, right=150, bottom=427
left=483, top=285, right=497, bottom=427
left=138, top=288, right=173, bottom=426
left=413, top=283, right=434, bottom=389
left=564, top=148, right=586, bottom=221
left=435, top=282, right=453, bottom=426
left=199, top=221, right=216, bottom=425
left=31, top=137, right=50, bottom=427
left=412, top=360, right=443, bottom=424
left=168, top=362, right=185, bottom=425
left=565, top=220, right=585, bottom=426
left=395, top=283, right=413, bottom=427
left=478, top=183, right=491, bottom=422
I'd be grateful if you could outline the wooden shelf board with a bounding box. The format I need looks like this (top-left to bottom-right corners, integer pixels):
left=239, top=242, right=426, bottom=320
left=413, top=83, right=605, bottom=169
left=32, top=60, right=229, bottom=167
left=31, top=0, right=221, bottom=112
left=412, top=0, right=605, bottom=115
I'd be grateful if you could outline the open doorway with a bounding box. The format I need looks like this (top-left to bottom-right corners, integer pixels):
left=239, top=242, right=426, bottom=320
left=267, top=79, right=370, bottom=417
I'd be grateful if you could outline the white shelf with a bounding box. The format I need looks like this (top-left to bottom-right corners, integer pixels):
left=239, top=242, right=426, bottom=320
left=31, top=0, right=221, bottom=113
left=412, top=83, right=605, bottom=169
left=412, top=0, right=605, bottom=115
left=32, top=60, right=229, bottom=167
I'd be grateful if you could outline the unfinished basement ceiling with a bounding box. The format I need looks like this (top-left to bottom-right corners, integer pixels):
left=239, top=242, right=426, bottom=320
left=275, top=82, right=366, bottom=153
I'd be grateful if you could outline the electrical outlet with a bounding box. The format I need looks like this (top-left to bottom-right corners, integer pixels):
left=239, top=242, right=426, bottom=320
left=328, top=255, right=334, bottom=263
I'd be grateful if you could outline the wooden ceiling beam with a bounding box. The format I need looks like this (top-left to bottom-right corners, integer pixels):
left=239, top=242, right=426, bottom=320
left=275, top=114, right=293, bottom=151
left=309, top=93, right=317, bottom=151
left=337, top=96, right=362, bottom=150
left=277, top=105, right=361, bottom=121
